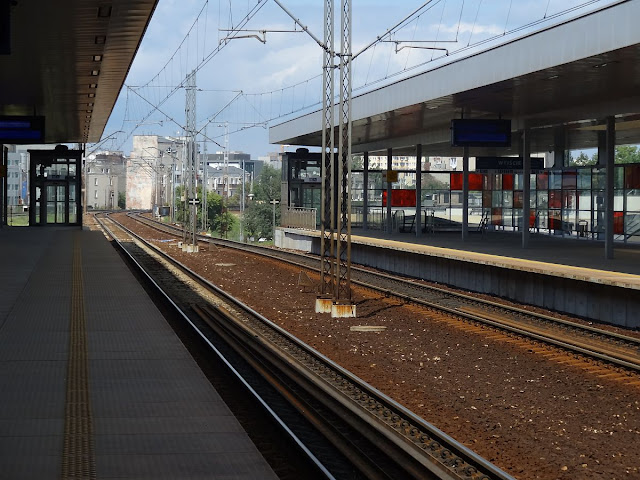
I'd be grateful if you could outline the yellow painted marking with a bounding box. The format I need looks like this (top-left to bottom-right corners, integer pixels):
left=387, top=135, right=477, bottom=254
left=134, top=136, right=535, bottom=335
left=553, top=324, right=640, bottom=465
left=350, top=234, right=640, bottom=289
left=61, top=234, right=96, bottom=479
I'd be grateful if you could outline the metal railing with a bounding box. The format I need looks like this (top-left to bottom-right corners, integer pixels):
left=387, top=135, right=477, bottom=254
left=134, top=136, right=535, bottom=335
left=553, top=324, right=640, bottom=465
left=281, top=206, right=318, bottom=230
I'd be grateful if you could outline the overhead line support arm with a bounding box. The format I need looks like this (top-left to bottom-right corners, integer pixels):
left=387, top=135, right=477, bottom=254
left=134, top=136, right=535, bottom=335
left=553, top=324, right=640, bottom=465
left=272, top=0, right=331, bottom=54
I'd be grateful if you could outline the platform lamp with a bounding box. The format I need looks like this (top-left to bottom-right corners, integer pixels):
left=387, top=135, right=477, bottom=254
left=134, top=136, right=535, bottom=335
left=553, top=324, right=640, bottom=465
left=270, top=199, right=279, bottom=240
left=166, top=147, right=177, bottom=222
left=247, top=191, right=255, bottom=240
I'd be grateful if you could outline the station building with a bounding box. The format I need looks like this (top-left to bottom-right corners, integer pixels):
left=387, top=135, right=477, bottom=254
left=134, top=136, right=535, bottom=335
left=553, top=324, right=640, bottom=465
left=271, top=1, right=640, bottom=328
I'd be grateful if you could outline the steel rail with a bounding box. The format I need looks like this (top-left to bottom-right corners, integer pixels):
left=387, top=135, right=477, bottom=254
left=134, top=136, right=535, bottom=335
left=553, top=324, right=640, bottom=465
left=190, top=303, right=393, bottom=480
left=126, top=213, right=640, bottom=372
left=107, top=213, right=514, bottom=480
left=95, top=214, right=336, bottom=480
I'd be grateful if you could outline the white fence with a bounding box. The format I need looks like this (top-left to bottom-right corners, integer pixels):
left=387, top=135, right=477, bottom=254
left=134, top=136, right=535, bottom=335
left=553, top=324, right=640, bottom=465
left=281, top=207, right=317, bottom=230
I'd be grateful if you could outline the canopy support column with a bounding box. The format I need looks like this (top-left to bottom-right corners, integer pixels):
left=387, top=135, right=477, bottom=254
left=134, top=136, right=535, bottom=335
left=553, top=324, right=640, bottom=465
left=605, top=116, right=615, bottom=259
left=462, top=146, right=469, bottom=241
left=522, top=128, right=531, bottom=248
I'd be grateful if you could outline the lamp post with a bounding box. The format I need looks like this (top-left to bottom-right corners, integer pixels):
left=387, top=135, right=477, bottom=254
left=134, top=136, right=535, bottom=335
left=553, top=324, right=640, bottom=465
left=143, top=145, right=181, bottom=221
left=270, top=199, right=279, bottom=240
left=164, top=146, right=179, bottom=222
left=240, top=157, right=246, bottom=242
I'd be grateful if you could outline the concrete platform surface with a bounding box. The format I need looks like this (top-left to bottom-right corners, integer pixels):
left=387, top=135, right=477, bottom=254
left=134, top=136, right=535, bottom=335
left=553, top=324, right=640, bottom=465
left=0, top=226, right=277, bottom=480
left=353, top=229, right=640, bottom=291
left=276, top=227, right=640, bottom=327
left=279, top=227, right=640, bottom=290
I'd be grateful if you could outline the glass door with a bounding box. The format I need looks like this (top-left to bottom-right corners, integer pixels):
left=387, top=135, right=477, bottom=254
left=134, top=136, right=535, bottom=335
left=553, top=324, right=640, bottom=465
left=45, top=183, right=68, bottom=224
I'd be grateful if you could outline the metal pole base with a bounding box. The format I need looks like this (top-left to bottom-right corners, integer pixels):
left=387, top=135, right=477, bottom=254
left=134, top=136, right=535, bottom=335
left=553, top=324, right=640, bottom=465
left=331, top=302, right=356, bottom=318
left=181, top=243, right=199, bottom=253
left=315, top=296, right=333, bottom=314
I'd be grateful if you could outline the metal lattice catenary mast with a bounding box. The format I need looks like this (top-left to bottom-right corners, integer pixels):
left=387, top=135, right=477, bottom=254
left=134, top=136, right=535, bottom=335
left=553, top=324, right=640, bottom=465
left=334, top=0, right=354, bottom=316
left=319, top=0, right=335, bottom=301
left=272, top=0, right=353, bottom=316
left=202, top=124, right=208, bottom=232
left=183, top=69, right=199, bottom=252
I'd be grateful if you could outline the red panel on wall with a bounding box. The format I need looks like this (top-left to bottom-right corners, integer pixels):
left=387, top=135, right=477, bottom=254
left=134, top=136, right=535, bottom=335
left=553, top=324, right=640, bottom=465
left=549, top=190, right=562, bottom=209
left=491, top=208, right=502, bottom=225
left=483, top=191, right=492, bottom=208
left=448, top=173, right=482, bottom=190
left=562, top=190, right=577, bottom=209
left=513, top=191, right=523, bottom=209
left=614, top=211, right=624, bottom=235
left=382, top=189, right=417, bottom=207
left=502, top=174, right=514, bottom=190
left=450, top=173, right=462, bottom=190
left=549, top=211, right=562, bottom=230
left=537, top=172, right=549, bottom=190
left=562, top=171, right=577, bottom=188
left=625, top=165, right=640, bottom=189
left=469, top=173, right=484, bottom=191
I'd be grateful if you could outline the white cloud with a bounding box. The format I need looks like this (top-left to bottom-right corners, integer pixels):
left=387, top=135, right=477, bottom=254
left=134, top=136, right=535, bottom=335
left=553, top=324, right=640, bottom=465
left=106, top=0, right=619, bottom=156
left=440, top=21, right=503, bottom=36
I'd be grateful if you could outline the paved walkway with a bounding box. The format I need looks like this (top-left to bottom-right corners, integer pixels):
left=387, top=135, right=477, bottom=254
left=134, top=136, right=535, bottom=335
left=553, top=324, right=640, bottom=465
left=0, top=226, right=276, bottom=479
left=352, top=229, right=640, bottom=290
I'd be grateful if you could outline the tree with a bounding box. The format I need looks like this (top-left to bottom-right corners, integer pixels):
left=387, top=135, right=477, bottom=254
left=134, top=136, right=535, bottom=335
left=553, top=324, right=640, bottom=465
left=118, top=192, right=126, bottom=209
left=202, top=190, right=223, bottom=230
left=189, top=188, right=237, bottom=236
left=174, top=185, right=188, bottom=224
left=226, top=190, right=241, bottom=208
left=422, top=173, right=450, bottom=189
left=244, top=201, right=274, bottom=239
left=216, top=209, right=236, bottom=238
left=567, top=146, right=640, bottom=166
left=243, top=165, right=281, bottom=240
left=253, top=165, right=281, bottom=203
left=615, top=145, right=640, bottom=164
left=569, top=151, right=597, bottom=167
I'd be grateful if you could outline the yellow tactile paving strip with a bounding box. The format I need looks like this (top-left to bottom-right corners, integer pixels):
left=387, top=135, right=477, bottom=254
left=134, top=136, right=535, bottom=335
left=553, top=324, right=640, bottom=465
left=281, top=228, right=640, bottom=291
left=61, top=233, right=96, bottom=479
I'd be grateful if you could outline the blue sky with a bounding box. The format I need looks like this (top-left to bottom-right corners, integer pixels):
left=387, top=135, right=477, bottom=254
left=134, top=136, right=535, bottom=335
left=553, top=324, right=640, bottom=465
left=102, top=0, right=616, bottom=158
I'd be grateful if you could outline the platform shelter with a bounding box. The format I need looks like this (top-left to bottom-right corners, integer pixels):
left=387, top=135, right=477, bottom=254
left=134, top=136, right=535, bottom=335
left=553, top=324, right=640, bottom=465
left=271, top=0, right=640, bottom=259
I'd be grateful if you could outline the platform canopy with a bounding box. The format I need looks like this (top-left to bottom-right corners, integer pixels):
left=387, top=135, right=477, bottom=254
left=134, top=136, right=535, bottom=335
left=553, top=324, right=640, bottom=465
left=270, top=0, right=640, bottom=157
left=0, top=0, right=158, bottom=144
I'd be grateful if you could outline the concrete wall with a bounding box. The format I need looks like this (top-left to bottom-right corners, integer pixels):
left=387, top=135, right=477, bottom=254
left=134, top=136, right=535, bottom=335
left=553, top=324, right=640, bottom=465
left=275, top=228, right=315, bottom=251
left=127, top=136, right=158, bottom=210
left=276, top=229, right=639, bottom=329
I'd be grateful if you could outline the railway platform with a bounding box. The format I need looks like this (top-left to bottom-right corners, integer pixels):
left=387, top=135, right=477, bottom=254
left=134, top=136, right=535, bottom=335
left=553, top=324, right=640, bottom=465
left=0, top=226, right=277, bottom=479
left=276, top=227, right=640, bottom=328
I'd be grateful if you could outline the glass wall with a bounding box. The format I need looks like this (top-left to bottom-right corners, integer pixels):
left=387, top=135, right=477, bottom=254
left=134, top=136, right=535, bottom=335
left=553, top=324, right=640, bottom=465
left=287, top=156, right=640, bottom=243
left=362, top=164, right=640, bottom=242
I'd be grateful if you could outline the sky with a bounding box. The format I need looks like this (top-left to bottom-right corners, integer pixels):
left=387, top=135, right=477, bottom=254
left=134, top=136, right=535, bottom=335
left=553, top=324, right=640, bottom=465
left=100, top=0, right=618, bottom=158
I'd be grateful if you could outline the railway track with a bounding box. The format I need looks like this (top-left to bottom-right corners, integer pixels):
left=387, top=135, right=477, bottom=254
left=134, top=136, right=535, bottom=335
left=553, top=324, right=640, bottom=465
left=127, top=212, right=640, bottom=374
left=97, top=213, right=515, bottom=480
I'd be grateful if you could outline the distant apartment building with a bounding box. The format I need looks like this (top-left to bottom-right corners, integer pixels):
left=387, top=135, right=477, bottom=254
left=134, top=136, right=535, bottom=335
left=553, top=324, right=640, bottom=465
left=367, top=154, right=417, bottom=171
left=364, top=155, right=465, bottom=172
left=4, top=144, right=59, bottom=212
left=128, top=135, right=266, bottom=210
left=86, top=151, right=126, bottom=209
left=428, top=156, right=463, bottom=171
left=203, top=164, right=252, bottom=199
left=6, top=151, right=28, bottom=209
left=202, top=152, right=263, bottom=189
left=258, top=151, right=282, bottom=170
left=128, top=135, right=187, bottom=210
